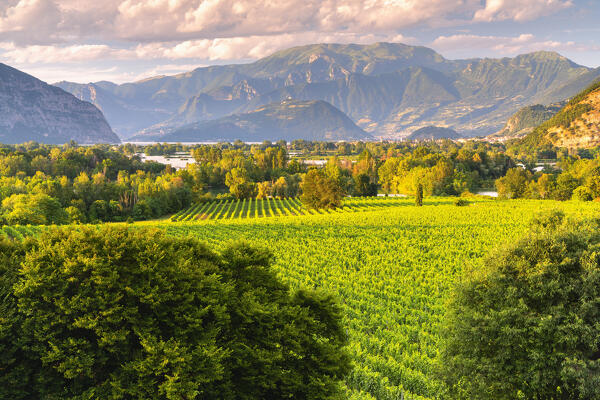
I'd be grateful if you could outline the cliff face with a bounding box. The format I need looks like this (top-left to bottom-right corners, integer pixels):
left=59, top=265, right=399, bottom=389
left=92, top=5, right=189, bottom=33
left=0, top=64, right=120, bottom=144
left=522, top=81, right=600, bottom=148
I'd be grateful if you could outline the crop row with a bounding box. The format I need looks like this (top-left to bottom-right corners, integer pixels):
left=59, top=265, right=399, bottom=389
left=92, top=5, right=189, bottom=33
left=171, top=196, right=409, bottom=222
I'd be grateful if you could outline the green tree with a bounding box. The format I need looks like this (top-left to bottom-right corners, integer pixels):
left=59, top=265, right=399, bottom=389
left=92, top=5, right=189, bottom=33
left=415, top=182, right=423, bottom=206
left=438, top=216, right=600, bottom=400
left=495, top=167, right=532, bottom=199
left=300, top=169, right=343, bottom=210
left=225, top=167, right=258, bottom=199
left=0, top=226, right=351, bottom=400
left=1, top=193, right=68, bottom=225
left=353, top=173, right=378, bottom=197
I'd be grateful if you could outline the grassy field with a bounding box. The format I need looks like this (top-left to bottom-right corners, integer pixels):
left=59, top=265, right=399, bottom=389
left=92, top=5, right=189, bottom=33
left=7, top=198, right=600, bottom=399
left=142, top=198, right=600, bottom=399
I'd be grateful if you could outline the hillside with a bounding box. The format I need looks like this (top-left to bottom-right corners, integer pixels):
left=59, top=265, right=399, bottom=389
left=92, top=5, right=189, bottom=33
left=56, top=43, right=600, bottom=138
left=522, top=80, right=600, bottom=148
left=490, top=103, right=563, bottom=139
left=0, top=64, right=119, bottom=144
left=405, top=126, right=461, bottom=140
left=130, top=99, right=371, bottom=142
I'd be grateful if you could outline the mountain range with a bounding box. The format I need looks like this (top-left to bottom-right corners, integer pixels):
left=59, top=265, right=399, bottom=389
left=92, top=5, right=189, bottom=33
left=54, top=42, right=600, bottom=141
left=0, top=63, right=119, bottom=144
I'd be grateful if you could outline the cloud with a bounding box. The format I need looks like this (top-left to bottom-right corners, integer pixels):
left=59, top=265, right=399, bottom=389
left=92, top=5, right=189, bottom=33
left=473, top=0, right=573, bottom=22
left=1, top=0, right=571, bottom=47
left=0, top=44, right=130, bottom=63
left=0, top=32, right=415, bottom=65
left=431, top=33, right=600, bottom=58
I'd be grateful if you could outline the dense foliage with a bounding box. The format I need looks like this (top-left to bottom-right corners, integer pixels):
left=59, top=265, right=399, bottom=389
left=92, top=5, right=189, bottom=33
left=0, top=226, right=351, bottom=399
left=0, top=142, right=193, bottom=224
left=439, top=213, right=600, bottom=399
left=496, top=156, right=600, bottom=200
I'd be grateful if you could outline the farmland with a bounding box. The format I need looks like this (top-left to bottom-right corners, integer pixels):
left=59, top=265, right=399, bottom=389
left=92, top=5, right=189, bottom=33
left=149, top=198, right=600, bottom=399
left=7, top=198, right=600, bottom=399
left=170, top=196, right=407, bottom=221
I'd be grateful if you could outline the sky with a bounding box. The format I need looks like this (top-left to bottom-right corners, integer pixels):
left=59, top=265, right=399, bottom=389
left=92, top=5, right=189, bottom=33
left=1, top=0, right=599, bottom=84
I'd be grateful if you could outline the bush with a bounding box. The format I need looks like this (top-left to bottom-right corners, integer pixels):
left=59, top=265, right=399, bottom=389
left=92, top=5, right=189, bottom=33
left=438, top=218, right=600, bottom=399
left=454, top=198, right=469, bottom=206
left=0, top=226, right=351, bottom=399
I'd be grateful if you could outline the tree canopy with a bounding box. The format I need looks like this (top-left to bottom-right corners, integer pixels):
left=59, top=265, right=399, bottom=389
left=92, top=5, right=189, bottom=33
left=438, top=213, right=600, bottom=399
left=300, top=169, right=344, bottom=210
left=0, top=226, right=351, bottom=399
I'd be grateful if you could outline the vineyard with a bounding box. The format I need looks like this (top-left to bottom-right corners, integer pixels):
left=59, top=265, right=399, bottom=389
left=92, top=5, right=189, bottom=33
left=5, top=199, right=600, bottom=399
left=170, top=196, right=408, bottom=221
left=0, top=224, right=42, bottom=240
left=155, top=198, right=600, bottom=399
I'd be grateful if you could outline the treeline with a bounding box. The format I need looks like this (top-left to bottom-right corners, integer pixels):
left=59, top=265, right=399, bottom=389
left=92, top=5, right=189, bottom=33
left=496, top=156, right=600, bottom=201
left=0, top=142, right=193, bottom=224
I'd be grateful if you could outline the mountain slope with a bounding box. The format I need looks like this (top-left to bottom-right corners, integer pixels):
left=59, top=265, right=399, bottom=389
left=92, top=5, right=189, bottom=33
left=490, top=103, right=564, bottom=139
left=0, top=64, right=119, bottom=144
left=522, top=80, right=600, bottom=148
left=130, top=100, right=370, bottom=142
left=55, top=43, right=600, bottom=138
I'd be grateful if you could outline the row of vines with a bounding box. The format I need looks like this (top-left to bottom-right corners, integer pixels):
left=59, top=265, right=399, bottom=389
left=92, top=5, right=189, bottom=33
left=171, top=196, right=410, bottom=222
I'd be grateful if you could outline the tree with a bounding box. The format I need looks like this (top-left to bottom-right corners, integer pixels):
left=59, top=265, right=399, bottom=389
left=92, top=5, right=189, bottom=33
left=225, top=167, right=258, bottom=199
left=0, top=226, right=351, bottom=400
left=1, top=193, right=68, bottom=225
left=438, top=215, right=600, bottom=400
left=495, top=167, right=532, bottom=199
left=300, top=169, right=343, bottom=210
left=572, top=185, right=594, bottom=201
left=415, top=182, right=423, bottom=206
left=353, top=173, right=378, bottom=197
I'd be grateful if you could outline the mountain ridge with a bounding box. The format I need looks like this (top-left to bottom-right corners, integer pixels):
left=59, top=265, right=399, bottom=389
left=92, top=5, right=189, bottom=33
left=54, top=43, right=600, bottom=140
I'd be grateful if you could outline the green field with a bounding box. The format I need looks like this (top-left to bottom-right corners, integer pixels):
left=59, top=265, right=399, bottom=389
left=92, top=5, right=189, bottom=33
left=7, top=198, right=600, bottom=399
left=145, top=198, right=600, bottom=399
left=170, top=196, right=408, bottom=221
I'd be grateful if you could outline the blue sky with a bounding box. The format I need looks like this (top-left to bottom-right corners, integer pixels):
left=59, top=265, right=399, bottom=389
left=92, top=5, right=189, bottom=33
left=0, top=0, right=598, bottom=84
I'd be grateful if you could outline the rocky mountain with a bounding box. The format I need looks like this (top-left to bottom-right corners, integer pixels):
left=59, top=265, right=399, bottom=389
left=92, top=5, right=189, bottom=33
left=405, top=126, right=461, bottom=141
left=55, top=43, right=600, bottom=140
left=130, top=100, right=370, bottom=142
left=522, top=80, right=600, bottom=148
left=0, top=64, right=119, bottom=144
left=490, top=103, right=564, bottom=139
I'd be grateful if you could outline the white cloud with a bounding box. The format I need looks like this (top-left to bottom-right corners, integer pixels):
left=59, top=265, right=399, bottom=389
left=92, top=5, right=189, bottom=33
left=0, top=32, right=415, bottom=65
left=431, top=33, right=600, bottom=58
left=473, top=0, right=573, bottom=22
left=1, top=0, right=571, bottom=46
left=0, top=44, right=130, bottom=63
